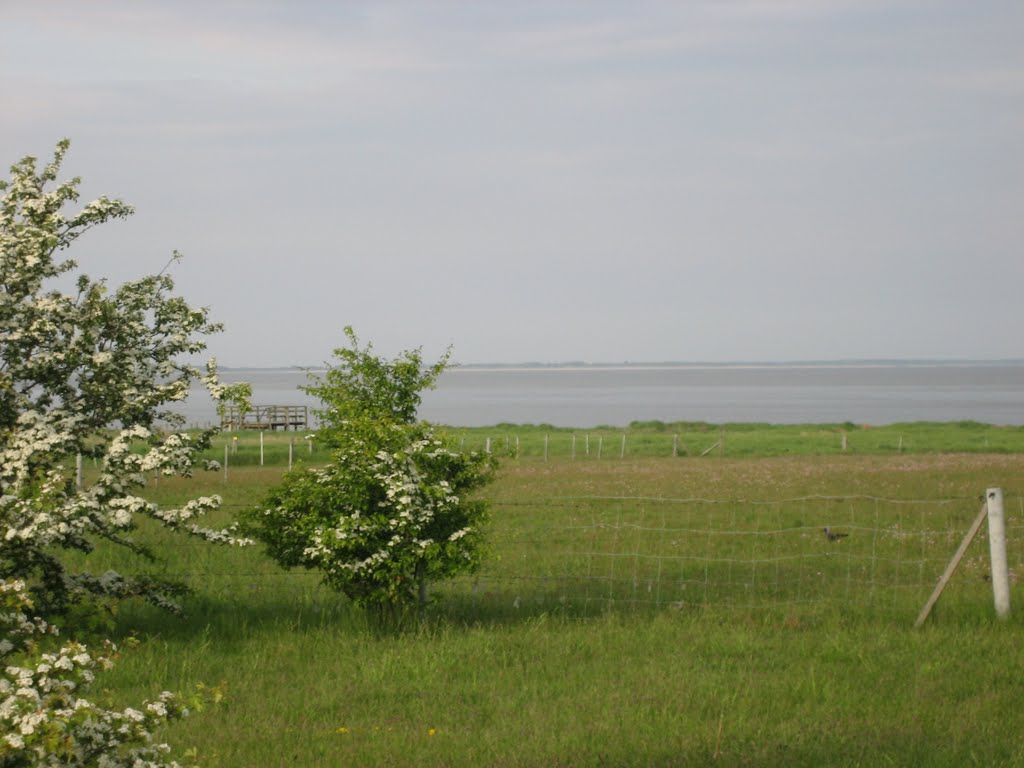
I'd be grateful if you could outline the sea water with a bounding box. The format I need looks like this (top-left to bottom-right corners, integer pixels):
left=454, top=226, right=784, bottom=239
left=174, top=362, right=1024, bottom=428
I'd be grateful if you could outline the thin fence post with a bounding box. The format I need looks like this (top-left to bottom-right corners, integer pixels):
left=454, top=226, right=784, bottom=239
left=224, top=444, right=229, bottom=483
left=572, top=434, right=576, bottom=460
left=841, top=431, right=848, bottom=452
left=719, top=428, right=725, bottom=457
left=586, top=434, right=590, bottom=455
left=620, top=433, right=626, bottom=459
left=544, top=434, right=549, bottom=462
left=288, top=439, right=294, bottom=471
left=915, top=499, right=990, bottom=627
left=673, top=434, right=679, bottom=458
left=986, top=487, right=1011, bottom=619
left=417, top=559, right=428, bottom=613
left=597, top=436, right=603, bottom=460
left=76, top=453, right=83, bottom=491
left=260, top=431, right=264, bottom=466
left=485, top=437, right=491, bottom=454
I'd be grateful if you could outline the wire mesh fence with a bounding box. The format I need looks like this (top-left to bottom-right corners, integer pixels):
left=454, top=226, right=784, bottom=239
left=110, top=492, right=1022, bottom=622
left=435, top=493, right=1022, bottom=619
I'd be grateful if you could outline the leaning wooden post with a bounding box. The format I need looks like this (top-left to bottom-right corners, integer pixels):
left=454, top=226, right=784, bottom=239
left=75, top=453, right=83, bottom=491
left=288, top=439, right=294, bottom=471
left=620, top=432, right=626, bottom=459
left=986, top=487, right=1011, bottom=619
left=915, top=500, right=988, bottom=627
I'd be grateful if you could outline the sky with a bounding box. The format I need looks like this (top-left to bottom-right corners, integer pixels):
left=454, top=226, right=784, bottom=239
left=2, top=1, right=1022, bottom=366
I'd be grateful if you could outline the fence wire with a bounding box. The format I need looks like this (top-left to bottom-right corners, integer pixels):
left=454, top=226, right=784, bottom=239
left=425, top=494, right=1020, bottom=617
left=106, top=493, right=1023, bottom=620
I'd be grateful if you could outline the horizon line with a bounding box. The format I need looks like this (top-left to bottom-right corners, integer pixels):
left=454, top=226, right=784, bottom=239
left=216, top=356, right=1024, bottom=371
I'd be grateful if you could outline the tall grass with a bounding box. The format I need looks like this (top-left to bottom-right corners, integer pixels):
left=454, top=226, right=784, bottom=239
left=70, top=447, right=1024, bottom=767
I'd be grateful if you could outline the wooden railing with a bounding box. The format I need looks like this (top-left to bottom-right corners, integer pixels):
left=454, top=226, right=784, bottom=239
left=220, top=405, right=308, bottom=431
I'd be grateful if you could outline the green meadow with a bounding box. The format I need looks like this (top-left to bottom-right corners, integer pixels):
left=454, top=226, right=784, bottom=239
left=71, top=424, right=1024, bottom=766
left=200, top=420, right=1024, bottom=466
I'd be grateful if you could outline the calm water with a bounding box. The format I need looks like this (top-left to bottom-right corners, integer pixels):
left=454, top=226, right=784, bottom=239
left=176, top=363, right=1024, bottom=427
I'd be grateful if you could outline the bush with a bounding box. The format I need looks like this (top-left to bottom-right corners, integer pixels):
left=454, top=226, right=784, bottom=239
left=245, top=328, right=494, bottom=621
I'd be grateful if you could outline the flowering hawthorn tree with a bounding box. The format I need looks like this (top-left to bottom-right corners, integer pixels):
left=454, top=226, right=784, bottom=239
left=245, top=328, right=495, bottom=617
left=0, top=578, right=196, bottom=767
left=0, top=140, right=249, bottom=617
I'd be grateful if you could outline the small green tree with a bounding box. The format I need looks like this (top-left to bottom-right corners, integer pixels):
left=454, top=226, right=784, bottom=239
left=215, top=381, right=254, bottom=430
left=245, top=328, right=495, bottom=621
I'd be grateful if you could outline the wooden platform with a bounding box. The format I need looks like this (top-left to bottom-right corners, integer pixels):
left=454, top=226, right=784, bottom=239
left=221, top=404, right=308, bottom=431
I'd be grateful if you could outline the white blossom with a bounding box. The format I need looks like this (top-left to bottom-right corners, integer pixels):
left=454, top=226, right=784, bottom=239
left=1, top=578, right=192, bottom=767
left=2, top=141, right=251, bottom=615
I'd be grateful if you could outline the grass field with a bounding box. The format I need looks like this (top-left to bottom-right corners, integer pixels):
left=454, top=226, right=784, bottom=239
left=199, top=420, right=1024, bottom=466
left=68, top=427, right=1024, bottom=766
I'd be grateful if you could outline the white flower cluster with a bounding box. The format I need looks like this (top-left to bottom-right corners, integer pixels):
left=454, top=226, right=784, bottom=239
left=302, top=435, right=470, bottom=583
left=0, top=419, right=250, bottom=560
left=0, top=579, right=190, bottom=767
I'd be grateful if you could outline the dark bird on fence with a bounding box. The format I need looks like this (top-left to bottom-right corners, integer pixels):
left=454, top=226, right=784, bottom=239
left=823, top=527, right=848, bottom=542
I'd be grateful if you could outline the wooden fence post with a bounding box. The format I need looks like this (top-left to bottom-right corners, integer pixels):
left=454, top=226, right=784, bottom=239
left=987, top=488, right=1011, bottom=619
left=915, top=501, right=988, bottom=627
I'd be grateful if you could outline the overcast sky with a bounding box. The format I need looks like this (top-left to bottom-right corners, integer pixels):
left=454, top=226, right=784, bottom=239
left=3, top=1, right=1022, bottom=366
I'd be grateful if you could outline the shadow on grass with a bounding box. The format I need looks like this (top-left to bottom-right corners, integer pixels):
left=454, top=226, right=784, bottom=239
left=112, top=581, right=692, bottom=645
left=112, top=587, right=359, bottom=644
left=110, top=572, right=1012, bottom=648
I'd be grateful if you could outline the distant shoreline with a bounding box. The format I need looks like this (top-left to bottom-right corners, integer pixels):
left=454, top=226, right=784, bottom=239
left=217, top=358, right=1024, bottom=373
